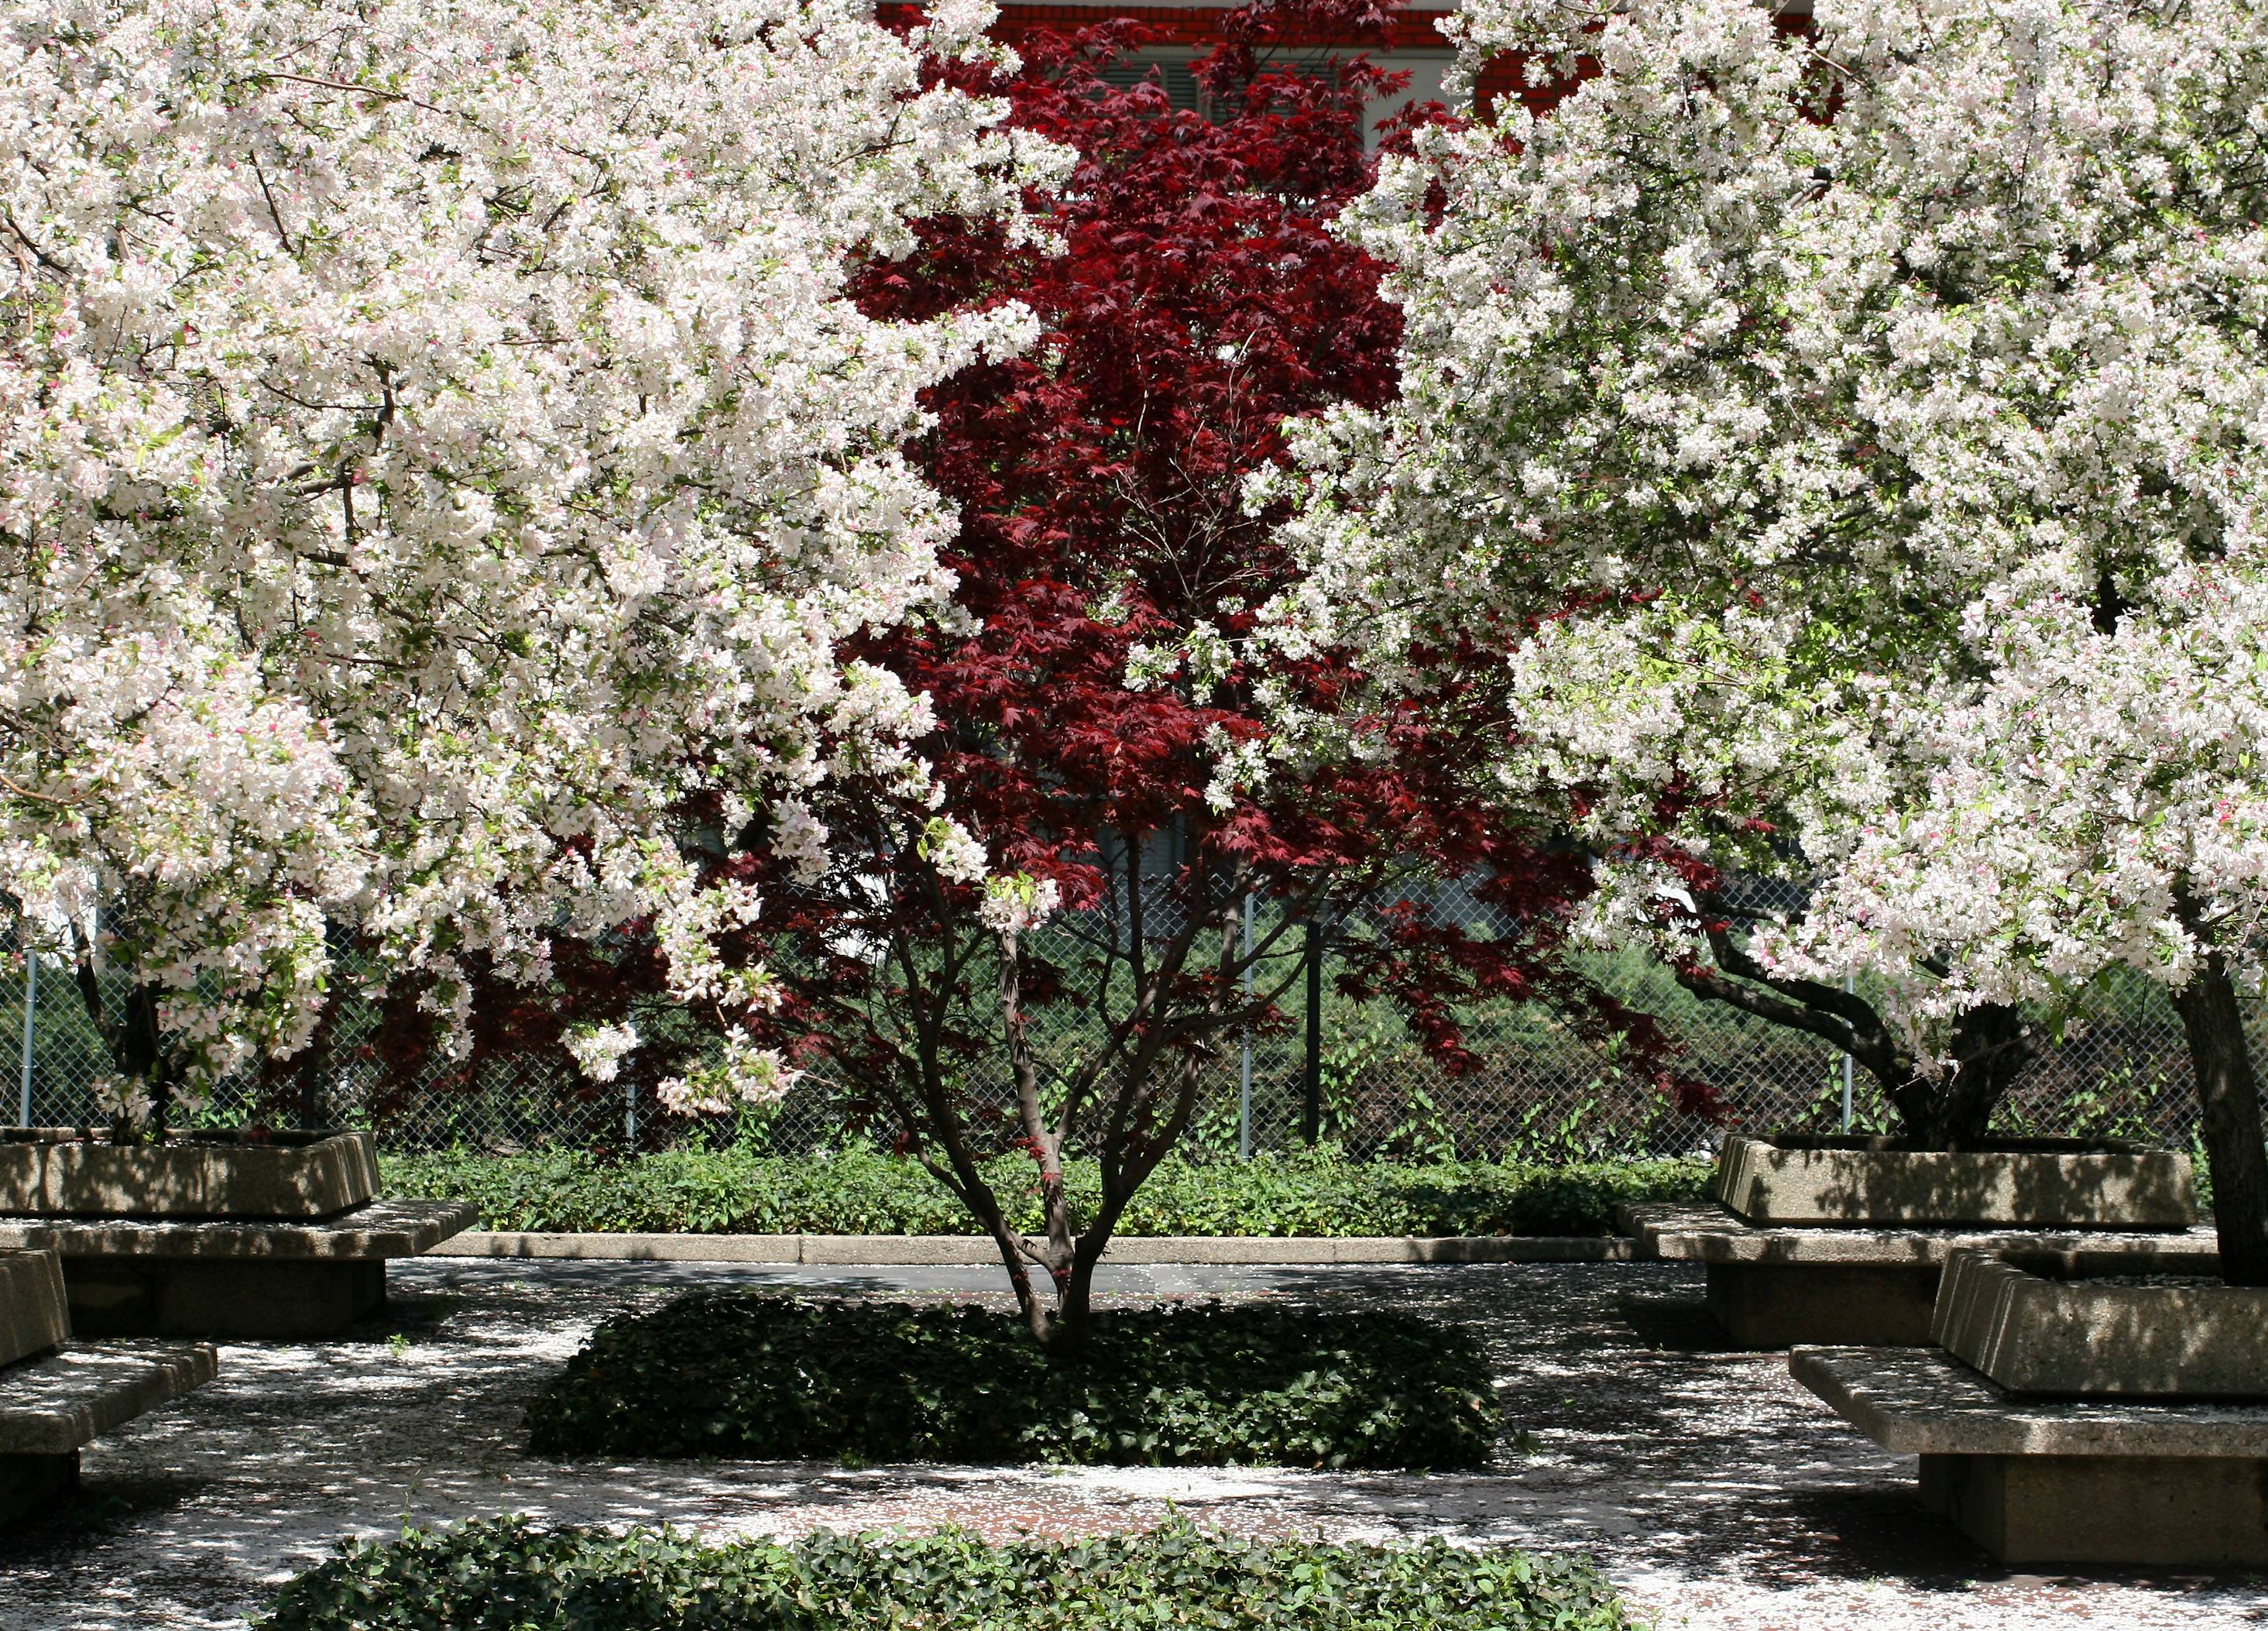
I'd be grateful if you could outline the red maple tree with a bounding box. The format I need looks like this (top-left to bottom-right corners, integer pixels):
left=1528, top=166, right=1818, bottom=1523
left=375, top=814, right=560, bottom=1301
left=382, top=0, right=1693, bottom=1348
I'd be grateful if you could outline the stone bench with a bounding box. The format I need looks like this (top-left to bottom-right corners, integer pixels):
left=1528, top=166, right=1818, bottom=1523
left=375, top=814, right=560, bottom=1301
left=1618, top=1203, right=2217, bottom=1347
left=1, top=1248, right=215, bottom=1525
left=0, top=1199, right=477, bottom=1339
left=0, top=1338, right=218, bottom=1524
left=1791, top=1344, right=2268, bottom=1566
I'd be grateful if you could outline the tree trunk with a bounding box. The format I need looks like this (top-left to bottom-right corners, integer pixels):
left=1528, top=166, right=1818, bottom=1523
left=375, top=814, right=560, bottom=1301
left=1033, top=1167, right=1093, bottom=1355
left=1053, top=1238, right=1103, bottom=1356
left=984, top=1219, right=1057, bottom=1348
left=72, top=969, right=174, bottom=1144
left=994, top=929, right=1083, bottom=1351
left=1919, top=1002, right=2030, bottom=1150
left=1680, top=947, right=2030, bottom=1149
left=1052, top=1136, right=1158, bottom=1362
left=122, top=984, right=173, bottom=1141
left=2169, top=949, right=2268, bottom=1286
left=980, top=1200, right=1095, bottom=1355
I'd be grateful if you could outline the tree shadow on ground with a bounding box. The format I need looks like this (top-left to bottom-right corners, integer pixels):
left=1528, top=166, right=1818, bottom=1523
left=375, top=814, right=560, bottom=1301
left=1, top=1258, right=2263, bottom=1630
left=1613, top=1291, right=1745, bottom=1353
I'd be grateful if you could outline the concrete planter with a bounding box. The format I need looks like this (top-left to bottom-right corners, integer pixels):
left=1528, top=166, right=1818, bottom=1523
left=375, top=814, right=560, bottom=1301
left=1714, top=1133, right=2196, bottom=1229
left=1934, top=1245, right=2267, bottom=1399
left=0, top=1128, right=377, bottom=1220
left=0, top=1134, right=469, bottom=1339
left=0, top=1200, right=475, bottom=1338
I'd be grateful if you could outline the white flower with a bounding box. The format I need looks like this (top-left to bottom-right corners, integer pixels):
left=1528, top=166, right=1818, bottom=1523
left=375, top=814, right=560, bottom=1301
left=771, top=801, right=832, bottom=885
left=1124, top=643, right=1179, bottom=691
left=1086, top=575, right=1135, bottom=627
left=88, top=1076, right=154, bottom=1131
left=563, top=1022, right=640, bottom=1085
left=1269, top=0, right=2268, bottom=1044
left=656, top=1028, right=800, bottom=1116
left=920, top=817, right=990, bottom=886
left=979, top=873, right=1062, bottom=938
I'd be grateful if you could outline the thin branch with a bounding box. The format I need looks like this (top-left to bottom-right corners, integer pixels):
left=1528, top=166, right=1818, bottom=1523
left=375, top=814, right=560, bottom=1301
left=249, top=154, right=300, bottom=257
left=252, top=70, right=461, bottom=119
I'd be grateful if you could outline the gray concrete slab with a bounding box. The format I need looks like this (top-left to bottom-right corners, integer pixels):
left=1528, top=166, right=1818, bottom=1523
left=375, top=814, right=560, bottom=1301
left=1931, top=1247, right=2268, bottom=1398
left=1790, top=1345, right=2268, bottom=1459
left=0, top=1202, right=473, bottom=1338
left=1621, top=1204, right=2218, bottom=1266
left=1792, top=1346, right=2268, bottom=1565
left=1713, top=1135, right=2198, bottom=1229
left=0, top=1131, right=379, bottom=1221
left=1918, top=1450, right=2268, bottom=1567
left=64, top=1258, right=388, bottom=1340
left=0, top=1341, right=217, bottom=1457
left=1625, top=1204, right=2222, bottom=1348
left=0, top=1249, right=68, bottom=1368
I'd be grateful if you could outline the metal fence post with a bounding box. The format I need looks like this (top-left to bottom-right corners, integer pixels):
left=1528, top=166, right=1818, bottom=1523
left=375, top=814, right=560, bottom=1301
left=15, top=922, right=33, bottom=1128
left=297, top=1046, right=322, bottom=1131
left=300, top=916, right=343, bottom=1129
left=1237, top=893, right=1254, bottom=1160
left=625, top=1076, right=640, bottom=1151
left=1302, top=917, right=1322, bottom=1145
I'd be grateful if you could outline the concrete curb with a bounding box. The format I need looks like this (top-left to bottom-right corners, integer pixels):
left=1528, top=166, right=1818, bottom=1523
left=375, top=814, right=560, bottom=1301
left=425, top=1231, right=1635, bottom=1265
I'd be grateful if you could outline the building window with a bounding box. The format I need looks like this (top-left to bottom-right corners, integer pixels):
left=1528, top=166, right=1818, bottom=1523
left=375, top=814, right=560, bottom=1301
left=1095, top=56, right=1213, bottom=117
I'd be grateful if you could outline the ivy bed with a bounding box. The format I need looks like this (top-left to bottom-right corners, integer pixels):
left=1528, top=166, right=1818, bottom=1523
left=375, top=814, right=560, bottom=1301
left=527, top=1293, right=1498, bottom=1468
left=261, top=1518, right=1632, bottom=1631
left=388, top=1147, right=1713, bottom=1238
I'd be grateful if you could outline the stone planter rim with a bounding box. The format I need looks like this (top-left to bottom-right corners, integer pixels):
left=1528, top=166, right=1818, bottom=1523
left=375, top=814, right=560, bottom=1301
left=0, top=1128, right=379, bottom=1221
left=1933, top=1244, right=2267, bottom=1399
left=1713, top=1131, right=2198, bottom=1230
left=1731, top=1132, right=2158, bottom=1155
left=1947, top=1241, right=2229, bottom=1279
left=0, top=1125, right=356, bottom=1147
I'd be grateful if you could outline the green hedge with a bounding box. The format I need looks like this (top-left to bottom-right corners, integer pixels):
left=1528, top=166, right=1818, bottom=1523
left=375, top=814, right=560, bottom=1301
left=262, top=1517, right=1632, bottom=1631
left=527, top=1293, right=1497, bottom=1469
left=384, top=1145, right=1710, bottom=1236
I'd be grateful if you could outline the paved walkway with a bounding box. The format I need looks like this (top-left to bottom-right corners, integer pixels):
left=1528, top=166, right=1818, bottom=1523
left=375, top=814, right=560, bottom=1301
left=1, top=1259, right=2263, bottom=1630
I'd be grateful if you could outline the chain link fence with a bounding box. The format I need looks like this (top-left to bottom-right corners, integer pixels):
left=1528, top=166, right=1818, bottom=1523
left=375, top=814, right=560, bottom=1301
left=1, top=886, right=2221, bottom=1162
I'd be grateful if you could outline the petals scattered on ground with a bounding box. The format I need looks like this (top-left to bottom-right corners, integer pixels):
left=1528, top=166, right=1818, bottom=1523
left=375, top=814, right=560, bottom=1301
left=1, top=1260, right=2261, bottom=1629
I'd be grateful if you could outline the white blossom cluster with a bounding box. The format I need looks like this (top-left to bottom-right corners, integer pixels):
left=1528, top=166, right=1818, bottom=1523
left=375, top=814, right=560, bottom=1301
left=87, top=1074, right=155, bottom=1130
left=978, top=870, right=1062, bottom=939
left=562, top=1021, right=640, bottom=1086
left=654, top=1025, right=800, bottom=1117
left=2, top=0, right=1060, bottom=1100
left=1270, top=0, right=2268, bottom=1056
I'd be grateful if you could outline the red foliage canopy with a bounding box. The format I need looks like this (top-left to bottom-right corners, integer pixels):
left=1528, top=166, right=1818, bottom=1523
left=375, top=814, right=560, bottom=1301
left=831, top=6, right=1683, bottom=1089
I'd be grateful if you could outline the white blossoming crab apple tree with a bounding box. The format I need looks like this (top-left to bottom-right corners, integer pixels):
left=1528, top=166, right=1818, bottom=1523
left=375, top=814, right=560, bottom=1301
left=1786, top=575, right=2268, bottom=1282
left=1268, top=0, right=2268, bottom=1272
left=0, top=0, right=1057, bottom=1139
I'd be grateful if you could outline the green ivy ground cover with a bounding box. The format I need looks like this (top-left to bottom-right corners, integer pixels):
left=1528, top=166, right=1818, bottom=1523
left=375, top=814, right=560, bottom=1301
left=261, top=1516, right=1632, bottom=1631
left=527, top=1293, right=1498, bottom=1468
left=385, top=1146, right=1711, bottom=1236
